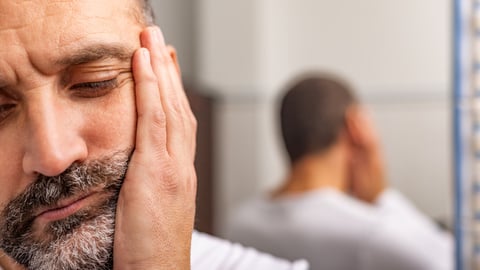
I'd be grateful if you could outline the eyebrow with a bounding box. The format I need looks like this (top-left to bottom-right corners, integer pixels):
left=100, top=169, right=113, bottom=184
left=55, top=43, right=135, bottom=67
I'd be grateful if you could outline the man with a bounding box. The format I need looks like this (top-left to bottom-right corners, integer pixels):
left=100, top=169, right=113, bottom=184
left=226, top=74, right=453, bottom=270
left=0, top=1, right=308, bottom=269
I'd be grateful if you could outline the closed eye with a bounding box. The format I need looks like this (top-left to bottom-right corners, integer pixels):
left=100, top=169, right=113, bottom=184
left=0, top=104, right=15, bottom=124
left=70, top=78, right=119, bottom=98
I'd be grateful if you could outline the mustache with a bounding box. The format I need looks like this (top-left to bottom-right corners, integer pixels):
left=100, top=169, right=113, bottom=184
left=0, top=150, right=131, bottom=241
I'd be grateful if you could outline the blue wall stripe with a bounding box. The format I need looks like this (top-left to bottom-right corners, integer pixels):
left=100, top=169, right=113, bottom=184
left=453, top=0, right=465, bottom=269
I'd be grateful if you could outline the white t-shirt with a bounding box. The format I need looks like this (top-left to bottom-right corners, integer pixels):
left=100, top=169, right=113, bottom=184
left=192, top=231, right=308, bottom=269
left=0, top=232, right=308, bottom=270
left=226, top=189, right=453, bottom=270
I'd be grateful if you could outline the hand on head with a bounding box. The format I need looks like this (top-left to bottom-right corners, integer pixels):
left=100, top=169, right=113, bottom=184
left=112, top=26, right=197, bottom=270
left=345, top=107, right=386, bottom=204
left=0, top=0, right=198, bottom=268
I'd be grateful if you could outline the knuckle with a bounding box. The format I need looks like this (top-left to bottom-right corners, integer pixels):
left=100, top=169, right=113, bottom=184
left=168, top=105, right=182, bottom=121
left=160, top=167, right=181, bottom=194
left=161, top=178, right=180, bottom=194
left=144, top=73, right=158, bottom=84
left=190, top=114, right=198, bottom=126
left=169, top=100, right=183, bottom=118
left=186, top=112, right=197, bottom=127
left=157, top=53, right=173, bottom=67
left=157, top=162, right=197, bottom=195
left=163, top=51, right=175, bottom=64
left=190, top=116, right=198, bottom=131
left=138, top=62, right=158, bottom=82
left=185, top=172, right=197, bottom=193
left=171, top=101, right=182, bottom=114
left=150, top=109, right=167, bottom=127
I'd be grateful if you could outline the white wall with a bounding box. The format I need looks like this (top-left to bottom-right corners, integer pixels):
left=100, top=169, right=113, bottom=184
left=154, top=0, right=453, bottom=235
left=257, top=0, right=452, bottom=225
left=262, top=0, right=450, bottom=94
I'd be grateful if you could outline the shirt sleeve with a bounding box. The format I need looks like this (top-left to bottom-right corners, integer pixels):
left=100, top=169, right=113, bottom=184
left=377, top=190, right=434, bottom=222
left=191, top=231, right=309, bottom=270
left=360, top=189, right=453, bottom=270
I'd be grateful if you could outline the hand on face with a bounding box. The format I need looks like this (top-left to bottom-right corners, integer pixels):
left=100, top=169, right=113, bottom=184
left=346, top=108, right=386, bottom=204
left=113, top=26, right=197, bottom=270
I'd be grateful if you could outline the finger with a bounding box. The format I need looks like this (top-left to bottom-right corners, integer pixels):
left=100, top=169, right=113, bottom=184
left=140, top=27, right=196, bottom=160
left=140, top=27, right=189, bottom=156
left=162, top=45, right=197, bottom=157
left=165, top=46, right=197, bottom=158
left=142, top=27, right=182, bottom=111
left=164, top=45, right=196, bottom=120
left=131, top=47, right=167, bottom=156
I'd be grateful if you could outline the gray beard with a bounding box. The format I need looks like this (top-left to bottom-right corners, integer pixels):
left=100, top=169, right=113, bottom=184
left=0, top=151, right=130, bottom=270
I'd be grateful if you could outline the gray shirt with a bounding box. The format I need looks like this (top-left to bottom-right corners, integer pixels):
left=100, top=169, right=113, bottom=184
left=226, top=189, right=452, bottom=270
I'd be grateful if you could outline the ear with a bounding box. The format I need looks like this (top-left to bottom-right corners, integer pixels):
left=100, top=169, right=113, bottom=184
left=166, top=45, right=182, bottom=78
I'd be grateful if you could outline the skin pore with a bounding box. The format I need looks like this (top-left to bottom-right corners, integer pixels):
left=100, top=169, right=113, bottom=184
left=0, top=0, right=197, bottom=269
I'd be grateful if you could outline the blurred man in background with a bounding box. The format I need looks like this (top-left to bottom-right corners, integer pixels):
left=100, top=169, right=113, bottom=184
left=227, top=74, right=453, bottom=270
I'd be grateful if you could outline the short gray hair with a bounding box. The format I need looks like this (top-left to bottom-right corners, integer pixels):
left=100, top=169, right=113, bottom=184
left=141, top=0, right=155, bottom=25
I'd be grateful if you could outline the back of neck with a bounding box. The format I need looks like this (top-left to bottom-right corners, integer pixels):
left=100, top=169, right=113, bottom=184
left=273, top=146, right=348, bottom=198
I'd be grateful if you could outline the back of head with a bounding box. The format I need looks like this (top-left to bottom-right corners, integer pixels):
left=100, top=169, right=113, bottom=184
left=280, top=74, right=357, bottom=164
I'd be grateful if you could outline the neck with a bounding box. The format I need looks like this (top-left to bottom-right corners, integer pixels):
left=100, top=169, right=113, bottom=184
left=273, top=143, right=349, bottom=198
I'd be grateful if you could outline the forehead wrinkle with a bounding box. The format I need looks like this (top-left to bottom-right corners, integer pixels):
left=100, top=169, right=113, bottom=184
left=0, top=58, right=19, bottom=89
left=0, top=75, right=6, bottom=88
left=0, top=1, right=73, bottom=33
left=0, top=1, right=143, bottom=87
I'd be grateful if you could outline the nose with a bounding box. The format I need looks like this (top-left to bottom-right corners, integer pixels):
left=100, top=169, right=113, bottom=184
left=22, top=93, right=88, bottom=177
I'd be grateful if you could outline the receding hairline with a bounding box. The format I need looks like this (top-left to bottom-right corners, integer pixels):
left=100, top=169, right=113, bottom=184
left=132, top=0, right=155, bottom=26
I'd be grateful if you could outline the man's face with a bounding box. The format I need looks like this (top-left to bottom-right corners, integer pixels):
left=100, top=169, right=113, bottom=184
left=0, top=0, right=144, bottom=268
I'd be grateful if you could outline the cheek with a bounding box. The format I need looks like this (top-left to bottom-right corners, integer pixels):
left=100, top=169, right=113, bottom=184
left=0, top=139, right=22, bottom=209
left=0, top=126, right=29, bottom=212
left=82, top=86, right=137, bottom=154
left=0, top=85, right=137, bottom=210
